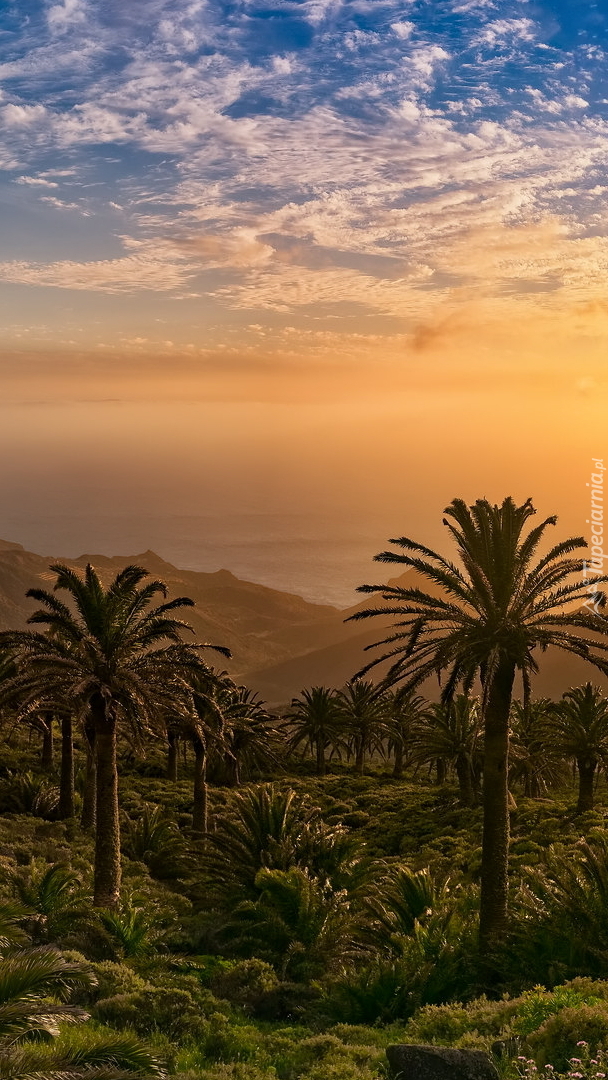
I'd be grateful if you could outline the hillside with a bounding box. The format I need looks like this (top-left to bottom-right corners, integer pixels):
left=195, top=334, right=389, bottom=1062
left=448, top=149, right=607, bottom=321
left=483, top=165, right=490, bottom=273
left=0, top=539, right=604, bottom=704
left=0, top=540, right=358, bottom=688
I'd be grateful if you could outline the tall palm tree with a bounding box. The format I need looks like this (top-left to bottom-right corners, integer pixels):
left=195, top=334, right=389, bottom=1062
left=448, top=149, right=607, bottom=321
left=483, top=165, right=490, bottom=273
left=411, top=696, right=482, bottom=806
left=543, top=684, right=608, bottom=813
left=349, top=497, right=608, bottom=954
left=187, top=670, right=228, bottom=836
left=0, top=563, right=229, bottom=907
left=335, top=680, right=389, bottom=774
left=285, top=686, right=344, bottom=775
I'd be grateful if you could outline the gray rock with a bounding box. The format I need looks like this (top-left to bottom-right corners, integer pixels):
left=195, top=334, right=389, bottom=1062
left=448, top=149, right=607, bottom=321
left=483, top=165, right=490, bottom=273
left=386, top=1044, right=499, bottom=1080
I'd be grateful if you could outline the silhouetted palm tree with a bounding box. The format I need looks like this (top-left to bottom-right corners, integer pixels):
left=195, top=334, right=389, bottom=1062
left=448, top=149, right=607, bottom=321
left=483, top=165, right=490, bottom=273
left=544, top=684, right=608, bottom=813
left=189, top=670, right=228, bottom=835
left=335, top=680, right=389, bottom=774
left=285, top=686, right=344, bottom=775
left=411, top=696, right=482, bottom=806
left=509, top=698, right=561, bottom=798
left=221, top=686, right=282, bottom=785
left=0, top=563, right=229, bottom=907
left=384, top=689, right=428, bottom=779
left=350, top=497, right=608, bottom=954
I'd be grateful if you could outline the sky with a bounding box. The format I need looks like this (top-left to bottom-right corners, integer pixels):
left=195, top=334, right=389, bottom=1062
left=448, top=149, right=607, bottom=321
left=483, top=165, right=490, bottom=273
left=0, top=0, right=607, bottom=602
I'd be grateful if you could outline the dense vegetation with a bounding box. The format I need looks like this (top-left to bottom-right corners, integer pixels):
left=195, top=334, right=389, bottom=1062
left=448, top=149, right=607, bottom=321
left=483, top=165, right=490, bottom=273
left=2, top=497, right=608, bottom=1080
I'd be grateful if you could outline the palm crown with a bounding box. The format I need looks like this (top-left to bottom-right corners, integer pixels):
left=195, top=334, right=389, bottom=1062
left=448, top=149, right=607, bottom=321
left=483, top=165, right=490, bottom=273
left=349, top=496, right=608, bottom=958
left=2, top=563, right=228, bottom=726
left=0, top=562, right=230, bottom=908
left=350, top=497, right=608, bottom=699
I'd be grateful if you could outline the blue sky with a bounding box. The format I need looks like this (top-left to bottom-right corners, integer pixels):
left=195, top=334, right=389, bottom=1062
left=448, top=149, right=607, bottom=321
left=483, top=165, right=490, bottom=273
left=1, top=0, right=607, bottom=344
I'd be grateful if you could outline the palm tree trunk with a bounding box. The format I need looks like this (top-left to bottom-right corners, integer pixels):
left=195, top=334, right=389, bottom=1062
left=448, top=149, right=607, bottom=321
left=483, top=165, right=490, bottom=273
left=58, top=714, right=74, bottom=819
left=355, top=739, right=365, bottom=774
left=576, top=757, right=597, bottom=814
left=436, top=759, right=447, bottom=784
left=456, top=755, right=474, bottom=807
left=393, top=741, right=404, bottom=779
left=92, top=693, right=121, bottom=908
left=192, top=739, right=208, bottom=835
left=523, top=768, right=532, bottom=799
left=316, top=739, right=326, bottom=776
left=226, top=752, right=241, bottom=786
left=479, top=658, right=515, bottom=958
left=41, top=713, right=54, bottom=770
left=81, top=716, right=97, bottom=831
left=167, top=731, right=179, bottom=782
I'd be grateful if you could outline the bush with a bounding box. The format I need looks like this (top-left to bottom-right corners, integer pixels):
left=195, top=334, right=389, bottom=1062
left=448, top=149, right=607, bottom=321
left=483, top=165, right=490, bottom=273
left=91, top=961, right=150, bottom=1002
left=514, top=986, right=603, bottom=1038
left=404, top=997, right=518, bottom=1045
left=211, top=959, right=280, bottom=1011
left=93, top=985, right=210, bottom=1042
left=525, top=1003, right=608, bottom=1069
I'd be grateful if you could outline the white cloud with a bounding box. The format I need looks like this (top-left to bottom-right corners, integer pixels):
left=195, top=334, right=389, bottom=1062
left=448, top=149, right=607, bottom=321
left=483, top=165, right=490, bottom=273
left=391, top=21, right=414, bottom=40
left=15, top=175, right=58, bottom=187
left=47, top=0, right=87, bottom=32
left=563, top=94, right=589, bottom=110
left=473, top=18, right=536, bottom=47
left=2, top=104, right=49, bottom=127
left=0, top=239, right=194, bottom=293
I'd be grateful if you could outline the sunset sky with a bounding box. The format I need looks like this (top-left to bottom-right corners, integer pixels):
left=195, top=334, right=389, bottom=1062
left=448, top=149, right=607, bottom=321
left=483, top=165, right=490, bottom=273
left=0, top=0, right=607, bottom=602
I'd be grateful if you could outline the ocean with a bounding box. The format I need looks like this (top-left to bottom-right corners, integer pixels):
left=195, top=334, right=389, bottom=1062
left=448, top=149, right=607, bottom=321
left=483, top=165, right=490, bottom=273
left=0, top=511, right=396, bottom=610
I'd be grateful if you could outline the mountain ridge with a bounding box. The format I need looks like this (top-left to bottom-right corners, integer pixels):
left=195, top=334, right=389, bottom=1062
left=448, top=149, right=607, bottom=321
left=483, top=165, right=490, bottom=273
left=0, top=539, right=604, bottom=705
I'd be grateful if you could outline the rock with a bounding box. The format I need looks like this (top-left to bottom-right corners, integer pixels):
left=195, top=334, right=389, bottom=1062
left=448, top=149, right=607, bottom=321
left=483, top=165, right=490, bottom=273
left=386, top=1044, right=499, bottom=1080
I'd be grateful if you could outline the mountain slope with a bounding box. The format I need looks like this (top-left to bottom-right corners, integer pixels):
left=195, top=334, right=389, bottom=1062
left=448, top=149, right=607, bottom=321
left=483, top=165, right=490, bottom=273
left=0, top=541, right=604, bottom=705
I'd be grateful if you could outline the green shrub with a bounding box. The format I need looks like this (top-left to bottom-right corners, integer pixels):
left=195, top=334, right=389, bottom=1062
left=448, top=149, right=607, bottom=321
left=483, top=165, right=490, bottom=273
left=93, top=985, right=209, bottom=1042
left=514, top=986, right=603, bottom=1038
left=91, top=960, right=150, bottom=1001
left=404, top=997, right=518, bottom=1045
left=211, top=959, right=279, bottom=1010
left=526, top=1003, right=608, bottom=1069
left=0, top=775, right=60, bottom=818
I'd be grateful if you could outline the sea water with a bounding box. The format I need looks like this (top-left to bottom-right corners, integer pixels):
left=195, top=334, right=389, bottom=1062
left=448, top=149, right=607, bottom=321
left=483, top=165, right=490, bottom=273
left=0, top=510, right=393, bottom=609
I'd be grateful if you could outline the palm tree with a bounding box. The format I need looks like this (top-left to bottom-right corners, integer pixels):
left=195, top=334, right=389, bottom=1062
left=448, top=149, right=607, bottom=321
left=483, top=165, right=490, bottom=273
left=509, top=698, right=562, bottom=798
left=363, top=864, right=453, bottom=950
left=543, top=684, right=608, bottom=813
left=384, top=689, right=428, bottom=779
left=221, top=686, right=282, bottom=785
left=226, top=866, right=357, bottom=981
left=0, top=563, right=229, bottom=908
left=285, top=686, right=344, bottom=775
left=10, top=863, right=92, bottom=944
left=349, top=497, right=608, bottom=954
left=188, top=671, right=227, bottom=836
left=335, top=680, right=389, bottom=774
left=204, top=784, right=363, bottom=906
left=0, top=944, right=164, bottom=1080
left=410, top=696, right=482, bottom=806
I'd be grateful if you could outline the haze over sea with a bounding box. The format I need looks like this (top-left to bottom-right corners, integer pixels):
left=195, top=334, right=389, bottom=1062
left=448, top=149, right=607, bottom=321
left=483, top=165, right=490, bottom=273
left=0, top=511, right=391, bottom=610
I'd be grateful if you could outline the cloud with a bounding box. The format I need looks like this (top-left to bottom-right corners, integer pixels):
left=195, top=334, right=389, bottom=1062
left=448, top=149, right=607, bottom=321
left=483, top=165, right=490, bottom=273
left=0, top=239, right=194, bottom=293
left=473, top=18, right=536, bottom=47
left=15, top=175, right=58, bottom=187
left=47, top=0, right=88, bottom=32
left=391, top=21, right=414, bottom=40
left=0, top=0, right=607, bottom=347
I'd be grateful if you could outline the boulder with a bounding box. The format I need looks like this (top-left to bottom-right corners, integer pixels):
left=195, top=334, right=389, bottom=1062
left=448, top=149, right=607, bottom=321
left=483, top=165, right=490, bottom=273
left=386, top=1044, right=499, bottom=1080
